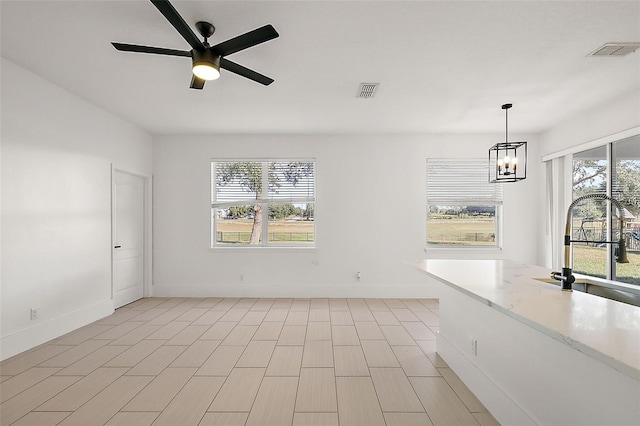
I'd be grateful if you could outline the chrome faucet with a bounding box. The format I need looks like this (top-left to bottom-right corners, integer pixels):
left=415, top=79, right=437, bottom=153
left=552, top=193, right=629, bottom=291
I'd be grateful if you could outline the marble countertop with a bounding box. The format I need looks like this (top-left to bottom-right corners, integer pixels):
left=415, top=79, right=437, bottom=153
left=416, top=259, right=640, bottom=380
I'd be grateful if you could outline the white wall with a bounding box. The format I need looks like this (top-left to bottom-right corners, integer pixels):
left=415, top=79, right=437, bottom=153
left=536, top=90, right=640, bottom=266
left=0, top=58, right=153, bottom=360
left=539, top=91, right=640, bottom=157
left=153, top=133, right=540, bottom=298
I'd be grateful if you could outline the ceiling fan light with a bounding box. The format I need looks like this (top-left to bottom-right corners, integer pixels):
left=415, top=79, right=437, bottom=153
left=193, top=64, right=220, bottom=80
left=192, top=50, right=220, bottom=80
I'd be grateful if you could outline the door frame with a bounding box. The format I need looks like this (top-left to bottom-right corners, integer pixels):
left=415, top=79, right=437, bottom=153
left=111, top=166, right=153, bottom=307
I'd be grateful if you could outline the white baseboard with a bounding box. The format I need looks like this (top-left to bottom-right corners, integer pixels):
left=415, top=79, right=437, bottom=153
left=151, top=282, right=440, bottom=299
left=1, top=299, right=114, bottom=361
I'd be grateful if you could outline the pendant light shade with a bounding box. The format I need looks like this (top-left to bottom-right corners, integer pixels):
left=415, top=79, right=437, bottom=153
left=489, top=104, right=527, bottom=183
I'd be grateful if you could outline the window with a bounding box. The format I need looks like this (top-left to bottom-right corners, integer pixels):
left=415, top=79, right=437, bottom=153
left=211, top=160, right=315, bottom=247
left=572, top=136, right=639, bottom=284
left=427, top=158, right=502, bottom=248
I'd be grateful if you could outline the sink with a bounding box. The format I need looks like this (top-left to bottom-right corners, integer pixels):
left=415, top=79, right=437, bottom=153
left=533, top=277, right=640, bottom=307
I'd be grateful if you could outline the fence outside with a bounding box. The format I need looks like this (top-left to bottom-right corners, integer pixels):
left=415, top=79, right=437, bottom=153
left=427, top=232, right=495, bottom=245
left=572, top=223, right=640, bottom=251
left=216, top=231, right=314, bottom=244
left=628, top=223, right=640, bottom=251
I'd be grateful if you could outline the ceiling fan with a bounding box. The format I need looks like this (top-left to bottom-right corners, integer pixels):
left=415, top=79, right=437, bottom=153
left=112, top=0, right=279, bottom=89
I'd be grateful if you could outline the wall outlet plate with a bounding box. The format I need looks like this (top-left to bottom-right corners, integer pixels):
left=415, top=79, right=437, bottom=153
left=30, top=308, right=39, bottom=320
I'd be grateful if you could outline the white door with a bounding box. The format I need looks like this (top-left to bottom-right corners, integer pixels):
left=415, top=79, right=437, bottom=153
left=113, top=170, right=145, bottom=308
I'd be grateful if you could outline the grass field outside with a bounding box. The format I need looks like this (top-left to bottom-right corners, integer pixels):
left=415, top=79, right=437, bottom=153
left=427, top=218, right=496, bottom=246
left=426, top=217, right=639, bottom=284
left=573, top=245, right=640, bottom=285
left=215, top=217, right=315, bottom=245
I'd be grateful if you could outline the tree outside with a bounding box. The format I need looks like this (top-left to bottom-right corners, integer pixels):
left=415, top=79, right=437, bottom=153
left=573, top=158, right=640, bottom=218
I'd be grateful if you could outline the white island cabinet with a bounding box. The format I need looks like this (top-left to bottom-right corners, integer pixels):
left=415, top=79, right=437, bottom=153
left=417, top=259, right=640, bottom=426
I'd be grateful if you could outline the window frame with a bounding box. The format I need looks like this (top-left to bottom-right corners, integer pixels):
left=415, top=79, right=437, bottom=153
left=426, top=158, right=503, bottom=250
left=210, top=158, right=316, bottom=249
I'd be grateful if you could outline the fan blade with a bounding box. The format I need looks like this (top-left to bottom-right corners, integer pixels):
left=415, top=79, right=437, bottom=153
left=151, top=0, right=204, bottom=51
left=190, top=75, right=206, bottom=90
left=220, top=58, right=274, bottom=86
left=112, top=42, right=191, bottom=57
left=212, top=25, right=279, bottom=57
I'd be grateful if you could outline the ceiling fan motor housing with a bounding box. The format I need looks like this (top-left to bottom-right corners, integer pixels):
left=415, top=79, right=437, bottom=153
left=192, top=49, right=220, bottom=67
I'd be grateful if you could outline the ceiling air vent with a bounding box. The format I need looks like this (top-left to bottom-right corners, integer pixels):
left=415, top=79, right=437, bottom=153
left=357, top=83, right=379, bottom=98
left=588, top=43, right=640, bottom=57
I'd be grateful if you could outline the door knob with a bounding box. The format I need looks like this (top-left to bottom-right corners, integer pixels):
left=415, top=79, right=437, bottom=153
left=114, top=245, right=122, bottom=249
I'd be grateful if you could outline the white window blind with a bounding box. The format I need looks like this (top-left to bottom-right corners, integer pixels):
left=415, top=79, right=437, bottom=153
left=427, top=158, right=503, bottom=205
left=267, top=161, right=315, bottom=203
left=212, top=161, right=315, bottom=206
left=213, top=161, right=262, bottom=205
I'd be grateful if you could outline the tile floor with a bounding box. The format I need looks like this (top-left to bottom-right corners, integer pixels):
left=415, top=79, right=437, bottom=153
left=0, top=298, right=500, bottom=426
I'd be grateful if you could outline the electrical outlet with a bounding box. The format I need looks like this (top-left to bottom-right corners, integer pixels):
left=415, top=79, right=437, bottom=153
left=240, top=274, right=244, bottom=282
left=356, top=272, right=362, bottom=280
left=30, top=308, right=39, bottom=320
left=471, top=338, right=478, bottom=356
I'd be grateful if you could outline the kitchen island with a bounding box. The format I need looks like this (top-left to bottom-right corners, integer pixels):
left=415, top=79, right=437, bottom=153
left=417, top=259, right=639, bottom=426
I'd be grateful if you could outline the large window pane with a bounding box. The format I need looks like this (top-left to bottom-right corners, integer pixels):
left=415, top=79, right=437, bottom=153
left=612, top=137, right=640, bottom=285
left=572, top=146, right=608, bottom=277
left=427, top=205, right=496, bottom=246
left=214, top=205, right=262, bottom=245
left=267, top=203, right=314, bottom=245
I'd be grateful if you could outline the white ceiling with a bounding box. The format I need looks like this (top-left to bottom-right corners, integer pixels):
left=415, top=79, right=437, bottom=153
left=1, top=1, right=639, bottom=136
